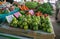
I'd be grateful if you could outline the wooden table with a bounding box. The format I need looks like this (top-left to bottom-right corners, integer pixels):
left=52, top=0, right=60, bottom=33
left=0, top=17, right=55, bottom=39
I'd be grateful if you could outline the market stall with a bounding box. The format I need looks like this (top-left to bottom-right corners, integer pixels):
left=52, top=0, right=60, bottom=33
left=0, top=1, right=55, bottom=39
left=0, top=17, right=55, bottom=39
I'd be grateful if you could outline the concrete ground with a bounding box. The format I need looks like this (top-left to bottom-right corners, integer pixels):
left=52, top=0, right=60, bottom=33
left=50, top=4, right=60, bottom=39
left=50, top=13, right=60, bottom=39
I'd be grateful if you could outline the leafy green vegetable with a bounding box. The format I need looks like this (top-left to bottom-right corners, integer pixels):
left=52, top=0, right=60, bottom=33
left=37, top=2, right=53, bottom=15
left=20, top=11, right=25, bottom=15
left=25, top=1, right=39, bottom=9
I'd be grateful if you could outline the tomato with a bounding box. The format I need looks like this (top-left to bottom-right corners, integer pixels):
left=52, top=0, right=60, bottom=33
left=44, top=14, right=48, bottom=17
left=35, top=11, right=42, bottom=16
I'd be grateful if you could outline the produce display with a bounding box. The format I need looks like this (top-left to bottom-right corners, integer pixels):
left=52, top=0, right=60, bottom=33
left=37, top=2, right=53, bottom=15
left=25, top=1, right=39, bottom=9
left=10, top=11, right=52, bottom=33
left=0, top=1, right=53, bottom=33
left=18, top=4, right=29, bottom=11
left=10, top=17, right=18, bottom=27
left=0, top=2, right=18, bottom=14
left=0, top=1, right=53, bottom=15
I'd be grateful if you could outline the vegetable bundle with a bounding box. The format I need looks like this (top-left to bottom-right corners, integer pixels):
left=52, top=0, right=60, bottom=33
left=37, top=2, right=53, bottom=15
left=25, top=1, right=39, bottom=9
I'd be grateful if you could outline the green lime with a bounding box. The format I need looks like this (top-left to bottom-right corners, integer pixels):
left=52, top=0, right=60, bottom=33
left=24, top=26, right=28, bottom=30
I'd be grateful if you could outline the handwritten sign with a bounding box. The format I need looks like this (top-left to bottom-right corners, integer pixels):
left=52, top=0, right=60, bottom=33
left=14, top=12, right=22, bottom=18
left=6, top=15, right=14, bottom=23
left=29, top=10, right=34, bottom=15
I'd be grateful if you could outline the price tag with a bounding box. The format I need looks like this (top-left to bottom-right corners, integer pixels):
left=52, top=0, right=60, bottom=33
left=6, top=15, right=14, bottom=23
left=14, top=12, right=22, bottom=18
left=29, top=10, right=34, bottom=15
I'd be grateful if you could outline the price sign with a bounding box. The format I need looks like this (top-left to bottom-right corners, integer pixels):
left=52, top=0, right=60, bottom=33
left=14, top=12, right=22, bottom=18
left=6, top=15, right=14, bottom=23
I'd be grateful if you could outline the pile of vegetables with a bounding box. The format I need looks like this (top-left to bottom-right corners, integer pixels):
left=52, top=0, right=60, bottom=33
left=0, top=2, right=19, bottom=14
left=0, top=1, right=53, bottom=33
left=25, top=1, right=39, bottom=9
left=18, top=5, right=29, bottom=11
left=37, top=2, right=53, bottom=15
left=0, top=6, right=15, bottom=14
left=10, top=12, right=52, bottom=33
left=0, top=1, right=53, bottom=15
left=12, top=2, right=53, bottom=15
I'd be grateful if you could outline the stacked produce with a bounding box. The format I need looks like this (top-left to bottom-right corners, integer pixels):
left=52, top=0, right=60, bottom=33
left=0, top=1, right=53, bottom=15
left=10, top=11, right=52, bottom=33
left=0, top=1, right=53, bottom=33
left=10, top=17, right=18, bottom=27
left=12, top=1, right=53, bottom=15
left=37, top=2, right=53, bottom=15
left=0, top=2, right=18, bottom=14
left=18, top=4, right=29, bottom=11
left=25, top=1, right=39, bottom=9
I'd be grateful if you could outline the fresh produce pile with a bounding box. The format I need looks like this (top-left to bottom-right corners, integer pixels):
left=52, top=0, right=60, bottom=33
left=0, top=1, right=53, bottom=15
left=10, top=11, right=52, bottom=33
left=0, top=2, right=18, bottom=14
left=0, top=1, right=53, bottom=33
left=25, top=1, right=39, bottom=9
left=15, top=2, right=53, bottom=15
left=37, top=2, right=53, bottom=15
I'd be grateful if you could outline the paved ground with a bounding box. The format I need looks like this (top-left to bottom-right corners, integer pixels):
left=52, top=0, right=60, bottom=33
left=50, top=13, right=60, bottom=39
